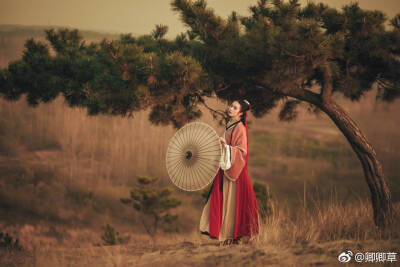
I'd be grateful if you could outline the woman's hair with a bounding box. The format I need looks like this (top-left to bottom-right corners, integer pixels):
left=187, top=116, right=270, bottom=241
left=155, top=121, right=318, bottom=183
left=238, top=99, right=250, bottom=124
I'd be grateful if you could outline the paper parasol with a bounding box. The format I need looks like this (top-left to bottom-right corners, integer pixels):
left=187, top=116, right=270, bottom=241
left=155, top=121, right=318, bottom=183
left=166, top=122, right=222, bottom=191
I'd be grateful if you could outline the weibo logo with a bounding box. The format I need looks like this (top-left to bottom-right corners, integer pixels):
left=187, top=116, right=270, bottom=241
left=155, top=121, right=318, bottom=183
left=338, top=251, right=353, bottom=263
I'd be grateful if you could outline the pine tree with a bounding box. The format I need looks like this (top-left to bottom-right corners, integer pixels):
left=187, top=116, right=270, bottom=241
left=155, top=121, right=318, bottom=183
left=170, top=0, right=399, bottom=229
left=120, top=176, right=181, bottom=237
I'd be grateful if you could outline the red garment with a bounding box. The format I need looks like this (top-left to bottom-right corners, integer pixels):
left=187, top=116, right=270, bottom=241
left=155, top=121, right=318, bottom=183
left=208, top=113, right=259, bottom=240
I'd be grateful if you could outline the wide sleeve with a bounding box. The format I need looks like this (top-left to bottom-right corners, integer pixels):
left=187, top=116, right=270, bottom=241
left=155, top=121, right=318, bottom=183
left=224, top=124, right=247, bottom=181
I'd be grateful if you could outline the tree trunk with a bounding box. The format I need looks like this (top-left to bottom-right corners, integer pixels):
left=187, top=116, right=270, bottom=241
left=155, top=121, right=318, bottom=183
left=320, top=99, right=394, bottom=228
left=258, top=84, right=393, bottom=228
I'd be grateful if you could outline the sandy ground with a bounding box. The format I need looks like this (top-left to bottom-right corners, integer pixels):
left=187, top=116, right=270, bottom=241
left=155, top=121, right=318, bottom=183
left=3, top=238, right=398, bottom=267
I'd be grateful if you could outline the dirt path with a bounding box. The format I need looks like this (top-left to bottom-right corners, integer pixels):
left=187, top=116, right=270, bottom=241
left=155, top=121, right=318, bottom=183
left=11, top=239, right=396, bottom=267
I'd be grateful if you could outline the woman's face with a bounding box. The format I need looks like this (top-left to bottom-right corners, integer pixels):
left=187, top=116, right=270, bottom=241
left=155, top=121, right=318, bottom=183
left=228, top=101, right=242, bottom=119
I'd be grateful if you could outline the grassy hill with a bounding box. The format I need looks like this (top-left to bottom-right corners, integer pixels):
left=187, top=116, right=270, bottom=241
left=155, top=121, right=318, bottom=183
left=0, top=24, right=122, bottom=67
left=0, top=25, right=399, bottom=266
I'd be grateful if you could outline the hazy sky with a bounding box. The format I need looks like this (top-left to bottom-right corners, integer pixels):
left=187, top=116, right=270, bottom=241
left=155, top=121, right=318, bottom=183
left=0, top=0, right=399, bottom=38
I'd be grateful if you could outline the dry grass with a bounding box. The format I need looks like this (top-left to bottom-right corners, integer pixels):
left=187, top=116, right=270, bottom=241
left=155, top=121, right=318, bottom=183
left=1, top=197, right=399, bottom=267
left=257, top=197, right=400, bottom=246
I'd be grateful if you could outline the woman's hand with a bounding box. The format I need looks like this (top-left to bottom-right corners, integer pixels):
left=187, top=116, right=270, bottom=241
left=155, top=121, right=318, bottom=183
left=220, top=137, right=227, bottom=147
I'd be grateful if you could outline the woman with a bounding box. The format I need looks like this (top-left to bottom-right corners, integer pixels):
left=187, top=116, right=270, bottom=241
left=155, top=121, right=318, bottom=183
left=199, top=99, right=260, bottom=245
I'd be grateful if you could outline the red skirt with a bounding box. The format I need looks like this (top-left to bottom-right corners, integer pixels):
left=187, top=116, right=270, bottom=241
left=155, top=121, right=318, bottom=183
left=206, top=168, right=259, bottom=240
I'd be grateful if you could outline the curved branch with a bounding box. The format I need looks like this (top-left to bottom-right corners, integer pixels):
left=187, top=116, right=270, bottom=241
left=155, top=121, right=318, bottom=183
left=255, top=83, right=322, bottom=107
left=198, top=97, right=227, bottom=121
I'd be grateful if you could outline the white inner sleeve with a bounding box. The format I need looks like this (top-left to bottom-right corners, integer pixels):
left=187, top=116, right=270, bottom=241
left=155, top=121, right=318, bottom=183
left=220, top=144, right=232, bottom=170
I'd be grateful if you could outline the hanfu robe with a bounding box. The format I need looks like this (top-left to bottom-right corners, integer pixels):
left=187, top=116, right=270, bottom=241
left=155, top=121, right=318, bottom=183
left=199, top=120, right=260, bottom=241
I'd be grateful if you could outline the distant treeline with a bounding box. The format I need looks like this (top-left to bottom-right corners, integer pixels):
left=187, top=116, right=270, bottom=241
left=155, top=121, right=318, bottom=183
left=0, top=24, right=122, bottom=39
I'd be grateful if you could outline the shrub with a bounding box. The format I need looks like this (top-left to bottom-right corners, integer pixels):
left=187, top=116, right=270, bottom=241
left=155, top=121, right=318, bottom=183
left=101, top=224, right=123, bottom=246
left=121, top=176, right=181, bottom=237
left=0, top=231, right=22, bottom=251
